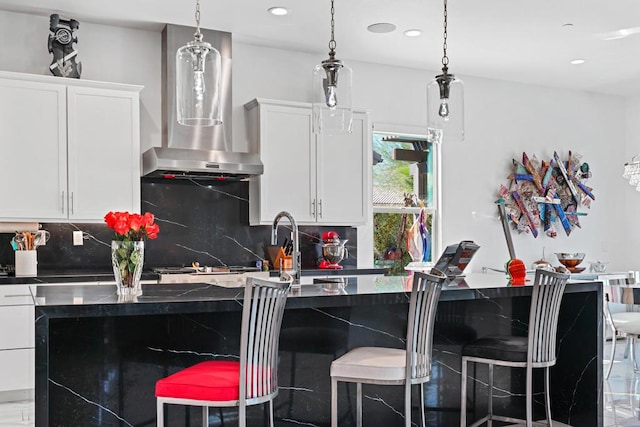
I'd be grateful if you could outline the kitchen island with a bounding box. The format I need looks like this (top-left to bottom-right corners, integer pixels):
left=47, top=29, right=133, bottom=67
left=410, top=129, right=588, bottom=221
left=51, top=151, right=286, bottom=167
left=33, top=274, right=602, bottom=426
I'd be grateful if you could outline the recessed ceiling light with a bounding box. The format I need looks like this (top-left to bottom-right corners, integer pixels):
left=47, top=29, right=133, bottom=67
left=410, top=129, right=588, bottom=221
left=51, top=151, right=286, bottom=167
left=367, top=23, right=397, bottom=34
left=268, top=7, right=289, bottom=16
left=570, top=59, right=585, bottom=65
left=404, top=29, right=423, bottom=37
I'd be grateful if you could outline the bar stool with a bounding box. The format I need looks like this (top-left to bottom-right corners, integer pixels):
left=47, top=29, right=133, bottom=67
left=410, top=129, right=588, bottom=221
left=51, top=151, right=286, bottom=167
left=155, top=275, right=292, bottom=427
left=330, top=270, right=448, bottom=427
left=460, top=269, right=569, bottom=427
left=603, top=292, right=640, bottom=379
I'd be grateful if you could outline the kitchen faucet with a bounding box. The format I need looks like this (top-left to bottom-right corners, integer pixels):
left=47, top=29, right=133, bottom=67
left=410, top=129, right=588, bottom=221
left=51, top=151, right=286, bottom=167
left=271, top=211, right=300, bottom=284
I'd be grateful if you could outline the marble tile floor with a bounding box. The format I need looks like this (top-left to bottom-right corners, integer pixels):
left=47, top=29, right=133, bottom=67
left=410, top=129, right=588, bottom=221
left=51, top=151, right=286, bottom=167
left=0, top=340, right=636, bottom=427
left=604, top=338, right=640, bottom=427
left=0, top=400, right=33, bottom=427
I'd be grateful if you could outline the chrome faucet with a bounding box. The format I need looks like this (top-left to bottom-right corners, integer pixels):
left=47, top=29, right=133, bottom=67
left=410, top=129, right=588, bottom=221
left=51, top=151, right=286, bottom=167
left=271, top=211, right=300, bottom=284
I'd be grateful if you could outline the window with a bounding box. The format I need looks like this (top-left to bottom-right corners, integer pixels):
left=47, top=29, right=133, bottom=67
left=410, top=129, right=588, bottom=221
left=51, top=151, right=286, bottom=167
left=372, top=128, right=441, bottom=275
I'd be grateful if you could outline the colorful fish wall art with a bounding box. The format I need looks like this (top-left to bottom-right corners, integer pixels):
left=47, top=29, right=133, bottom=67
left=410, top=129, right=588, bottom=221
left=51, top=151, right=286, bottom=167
left=497, top=151, right=595, bottom=238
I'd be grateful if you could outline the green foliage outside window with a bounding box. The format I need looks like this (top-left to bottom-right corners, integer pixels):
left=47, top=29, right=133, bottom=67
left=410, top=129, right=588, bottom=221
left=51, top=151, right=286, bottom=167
left=373, top=212, right=412, bottom=275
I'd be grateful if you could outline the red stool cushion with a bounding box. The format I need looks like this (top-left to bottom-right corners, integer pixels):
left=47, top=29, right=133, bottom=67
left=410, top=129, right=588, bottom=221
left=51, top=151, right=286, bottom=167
left=155, top=361, right=241, bottom=402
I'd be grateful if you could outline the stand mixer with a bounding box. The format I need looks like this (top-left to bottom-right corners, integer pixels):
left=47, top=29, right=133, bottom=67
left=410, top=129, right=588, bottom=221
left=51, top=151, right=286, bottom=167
left=319, top=231, right=348, bottom=269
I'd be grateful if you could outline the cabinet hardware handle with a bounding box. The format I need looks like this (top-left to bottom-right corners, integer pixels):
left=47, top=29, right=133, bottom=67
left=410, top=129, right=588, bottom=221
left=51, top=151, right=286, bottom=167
left=319, top=199, right=323, bottom=218
left=4, top=294, right=31, bottom=298
left=61, top=191, right=65, bottom=214
left=70, top=192, right=74, bottom=215
left=311, top=199, right=316, bottom=216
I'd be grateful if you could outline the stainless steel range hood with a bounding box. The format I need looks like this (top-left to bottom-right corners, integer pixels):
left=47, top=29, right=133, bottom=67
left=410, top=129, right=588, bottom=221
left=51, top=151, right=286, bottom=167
left=142, top=25, right=263, bottom=180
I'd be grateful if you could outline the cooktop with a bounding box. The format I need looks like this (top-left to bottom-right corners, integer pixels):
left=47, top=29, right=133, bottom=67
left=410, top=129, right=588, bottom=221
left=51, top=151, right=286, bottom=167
left=152, top=266, right=260, bottom=275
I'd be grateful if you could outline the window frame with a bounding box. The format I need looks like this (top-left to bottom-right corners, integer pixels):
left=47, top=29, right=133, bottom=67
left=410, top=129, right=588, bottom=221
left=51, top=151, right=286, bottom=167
left=370, top=123, right=442, bottom=267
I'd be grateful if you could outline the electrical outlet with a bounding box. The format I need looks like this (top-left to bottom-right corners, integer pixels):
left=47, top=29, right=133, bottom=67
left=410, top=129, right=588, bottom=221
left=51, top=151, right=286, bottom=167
left=73, top=231, right=84, bottom=246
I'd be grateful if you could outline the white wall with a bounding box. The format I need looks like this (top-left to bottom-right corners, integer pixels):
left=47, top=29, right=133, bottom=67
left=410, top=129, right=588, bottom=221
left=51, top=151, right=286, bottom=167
left=0, top=8, right=631, bottom=272
left=234, top=41, right=629, bottom=272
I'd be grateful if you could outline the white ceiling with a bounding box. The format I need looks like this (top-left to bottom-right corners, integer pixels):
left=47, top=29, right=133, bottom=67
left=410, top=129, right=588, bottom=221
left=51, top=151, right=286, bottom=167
left=1, top=0, right=640, bottom=96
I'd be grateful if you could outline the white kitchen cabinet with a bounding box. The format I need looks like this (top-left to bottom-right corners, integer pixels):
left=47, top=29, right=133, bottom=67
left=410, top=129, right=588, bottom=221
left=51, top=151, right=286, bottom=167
left=0, top=71, right=142, bottom=222
left=245, top=98, right=371, bottom=226
left=0, top=285, right=35, bottom=395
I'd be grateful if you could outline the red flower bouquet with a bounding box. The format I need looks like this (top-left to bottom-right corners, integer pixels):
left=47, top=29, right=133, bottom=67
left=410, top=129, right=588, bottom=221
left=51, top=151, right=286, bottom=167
left=104, top=211, right=160, bottom=241
left=104, top=211, right=160, bottom=297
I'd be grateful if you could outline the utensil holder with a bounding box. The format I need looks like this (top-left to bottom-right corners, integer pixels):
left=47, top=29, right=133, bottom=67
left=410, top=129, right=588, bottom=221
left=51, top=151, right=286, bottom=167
left=266, top=246, right=292, bottom=270
left=15, top=250, right=37, bottom=277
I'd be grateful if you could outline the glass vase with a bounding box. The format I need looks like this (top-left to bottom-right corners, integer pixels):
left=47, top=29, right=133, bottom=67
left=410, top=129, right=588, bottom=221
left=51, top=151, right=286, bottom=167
left=111, top=240, right=144, bottom=297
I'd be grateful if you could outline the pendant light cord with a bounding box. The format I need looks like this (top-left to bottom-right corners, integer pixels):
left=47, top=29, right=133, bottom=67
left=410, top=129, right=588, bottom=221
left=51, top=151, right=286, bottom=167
left=194, top=0, right=203, bottom=42
left=328, top=0, right=337, bottom=57
left=441, top=0, right=449, bottom=72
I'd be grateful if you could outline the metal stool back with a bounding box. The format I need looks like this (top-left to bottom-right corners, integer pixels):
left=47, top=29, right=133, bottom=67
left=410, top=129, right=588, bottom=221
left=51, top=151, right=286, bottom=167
left=330, top=270, right=448, bottom=426
left=156, top=275, right=291, bottom=427
left=460, top=269, right=569, bottom=427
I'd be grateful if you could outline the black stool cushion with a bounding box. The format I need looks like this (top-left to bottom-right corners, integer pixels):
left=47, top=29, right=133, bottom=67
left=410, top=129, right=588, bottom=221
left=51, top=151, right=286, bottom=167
left=462, top=335, right=528, bottom=362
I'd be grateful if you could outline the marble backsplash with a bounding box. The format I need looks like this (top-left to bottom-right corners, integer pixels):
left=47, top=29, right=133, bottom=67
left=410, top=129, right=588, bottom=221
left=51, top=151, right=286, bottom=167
left=0, top=179, right=357, bottom=272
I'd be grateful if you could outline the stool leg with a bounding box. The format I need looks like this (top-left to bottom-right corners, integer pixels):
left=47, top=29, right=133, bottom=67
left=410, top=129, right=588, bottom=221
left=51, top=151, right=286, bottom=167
left=488, top=364, right=493, bottom=427
left=624, top=336, right=631, bottom=359
left=525, top=366, right=532, bottom=427
left=157, top=401, right=164, bottom=427
left=269, top=399, right=275, bottom=427
left=239, top=405, right=246, bottom=427
left=544, top=366, right=552, bottom=424
left=632, top=337, right=639, bottom=372
left=331, top=378, right=338, bottom=427
left=404, top=383, right=411, bottom=427
left=460, top=358, right=467, bottom=427
left=356, top=383, right=363, bottom=427
left=606, top=333, right=618, bottom=379
left=420, top=383, right=426, bottom=427
left=202, top=406, right=208, bottom=426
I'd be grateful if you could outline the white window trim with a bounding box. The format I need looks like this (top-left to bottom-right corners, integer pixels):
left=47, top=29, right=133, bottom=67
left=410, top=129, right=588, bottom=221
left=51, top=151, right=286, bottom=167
left=356, top=123, right=442, bottom=268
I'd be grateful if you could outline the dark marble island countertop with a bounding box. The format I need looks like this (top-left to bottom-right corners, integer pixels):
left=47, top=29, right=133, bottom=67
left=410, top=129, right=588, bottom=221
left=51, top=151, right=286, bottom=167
left=31, top=272, right=600, bottom=316
left=34, top=273, right=603, bottom=426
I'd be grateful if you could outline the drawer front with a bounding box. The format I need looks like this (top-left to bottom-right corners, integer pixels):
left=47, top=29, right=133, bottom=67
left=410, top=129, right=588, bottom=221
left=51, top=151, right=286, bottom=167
left=0, top=285, right=34, bottom=306
left=0, top=305, right=34, bottom=349
left=0, top=348, right=34, bottom=392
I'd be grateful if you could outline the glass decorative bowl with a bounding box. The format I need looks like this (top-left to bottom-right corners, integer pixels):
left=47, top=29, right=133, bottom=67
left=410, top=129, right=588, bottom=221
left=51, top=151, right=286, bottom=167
left=555, top=252, right=586, bottom=268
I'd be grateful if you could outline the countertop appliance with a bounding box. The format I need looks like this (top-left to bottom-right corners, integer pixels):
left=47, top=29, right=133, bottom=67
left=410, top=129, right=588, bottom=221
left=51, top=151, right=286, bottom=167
left=142, top=25, right=263, bottom=180
left=319, top=231, right=348, bottom=269
left=152, top=266, right=261, bottom=285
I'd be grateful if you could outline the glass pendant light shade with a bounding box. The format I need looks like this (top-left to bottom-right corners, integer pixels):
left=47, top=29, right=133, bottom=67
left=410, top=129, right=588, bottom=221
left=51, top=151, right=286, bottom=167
left=312, top=59, right=353, bottom=134
left=427, top=73, right=464, bottom=142
left=176, top=39, right=222, bottom=127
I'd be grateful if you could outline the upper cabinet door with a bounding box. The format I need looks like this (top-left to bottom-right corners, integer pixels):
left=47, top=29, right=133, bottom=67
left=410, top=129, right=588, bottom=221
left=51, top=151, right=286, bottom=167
left=0, top=79, right=67, bottom=220
left=248, top=102, right=316, bottom=225
left=67, top=86, right=141, bottom=220
left=316, top=112, right=371, bottom=225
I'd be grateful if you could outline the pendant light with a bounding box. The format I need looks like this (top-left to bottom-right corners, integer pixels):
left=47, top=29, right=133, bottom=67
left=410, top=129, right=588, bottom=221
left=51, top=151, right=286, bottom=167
left=312, top=0, right=353, bottom=134
left=427, top=0, right=464, bottom=142
left=176, top=0, right=222, bottom=127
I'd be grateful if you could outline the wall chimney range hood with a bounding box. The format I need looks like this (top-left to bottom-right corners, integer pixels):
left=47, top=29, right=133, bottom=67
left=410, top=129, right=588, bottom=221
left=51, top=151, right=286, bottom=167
left=142, top=25, right=263, bottom=180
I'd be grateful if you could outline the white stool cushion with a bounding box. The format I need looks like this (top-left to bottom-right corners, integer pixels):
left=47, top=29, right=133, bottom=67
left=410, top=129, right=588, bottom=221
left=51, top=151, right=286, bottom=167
left=331, top=347, right=406, bottom=382
left=612, top=312, right=640, bottom=335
